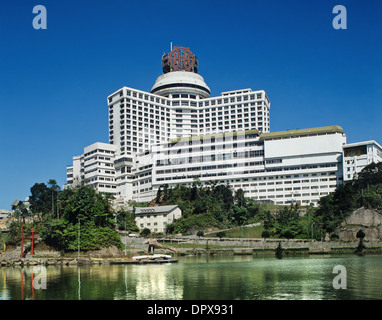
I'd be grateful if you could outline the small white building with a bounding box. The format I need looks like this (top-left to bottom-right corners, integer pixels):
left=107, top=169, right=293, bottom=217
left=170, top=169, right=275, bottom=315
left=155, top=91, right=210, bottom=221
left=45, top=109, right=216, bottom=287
left=343, top=141, right=382, bottom=182
left=133, top=205, right=182, bottom=233
left=0, top=210, right=11, bottom=230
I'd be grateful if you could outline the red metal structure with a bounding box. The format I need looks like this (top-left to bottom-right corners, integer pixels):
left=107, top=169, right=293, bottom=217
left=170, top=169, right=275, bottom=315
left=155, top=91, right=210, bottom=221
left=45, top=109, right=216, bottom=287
left=162, top=46, right=198, bottom=73
left=19, top=227, right=38, bottom=258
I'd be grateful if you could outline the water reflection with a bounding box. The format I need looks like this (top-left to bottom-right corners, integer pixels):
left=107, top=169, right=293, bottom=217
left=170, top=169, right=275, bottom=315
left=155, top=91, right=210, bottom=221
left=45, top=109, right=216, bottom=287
left=0, top=255, right=381, bottom=300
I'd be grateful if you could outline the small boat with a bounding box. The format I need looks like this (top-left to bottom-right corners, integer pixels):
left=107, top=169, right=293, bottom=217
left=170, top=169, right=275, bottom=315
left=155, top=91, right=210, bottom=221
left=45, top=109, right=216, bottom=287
left=132, top=254, right=173, bottom=261
left=110, top=254, right=178, bottom=265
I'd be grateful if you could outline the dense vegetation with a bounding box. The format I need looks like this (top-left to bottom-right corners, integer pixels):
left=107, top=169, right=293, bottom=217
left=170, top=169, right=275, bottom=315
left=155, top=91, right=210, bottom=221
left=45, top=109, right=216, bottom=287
left=7, top=182, right=138, bottom=251
left=157, top=162, right=382, bottom=239
left=313, top=162, right=382, bottom=235
left=157, top=181, right=257, bottom=233
left=7, top=162, right=381, bottom=249
left=156, top=180, right=311, bottom=238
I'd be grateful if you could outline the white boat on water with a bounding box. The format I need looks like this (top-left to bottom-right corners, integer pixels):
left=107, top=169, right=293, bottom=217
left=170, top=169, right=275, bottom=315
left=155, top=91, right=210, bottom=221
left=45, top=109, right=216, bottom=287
left=132, top=254, right=172, bottom=261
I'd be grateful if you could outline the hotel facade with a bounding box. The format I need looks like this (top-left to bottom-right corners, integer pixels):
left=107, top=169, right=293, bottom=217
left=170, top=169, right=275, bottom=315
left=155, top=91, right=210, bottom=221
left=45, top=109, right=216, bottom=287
left=65, top=46, right=382, bottom=209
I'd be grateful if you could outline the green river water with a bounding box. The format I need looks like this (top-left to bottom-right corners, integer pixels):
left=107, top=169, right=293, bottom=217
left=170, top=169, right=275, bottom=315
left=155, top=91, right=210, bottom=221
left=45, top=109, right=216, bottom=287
left=0, top=254, right=381, bottom=300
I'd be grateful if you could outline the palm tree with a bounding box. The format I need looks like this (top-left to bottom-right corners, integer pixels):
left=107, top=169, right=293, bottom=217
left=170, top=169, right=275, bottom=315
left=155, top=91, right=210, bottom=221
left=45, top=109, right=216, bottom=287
left=47, top=179, right=60, bottom=218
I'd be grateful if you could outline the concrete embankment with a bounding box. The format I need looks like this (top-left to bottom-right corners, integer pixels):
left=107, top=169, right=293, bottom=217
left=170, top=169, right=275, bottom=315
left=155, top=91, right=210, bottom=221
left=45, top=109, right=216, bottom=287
left=0, top=257, right=110, bottom=267
left=161, top=237, right=382, bottom=256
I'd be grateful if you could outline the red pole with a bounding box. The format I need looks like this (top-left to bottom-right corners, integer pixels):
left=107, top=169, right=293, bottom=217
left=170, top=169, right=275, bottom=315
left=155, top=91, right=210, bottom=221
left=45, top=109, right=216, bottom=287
left=31, top=227, right=34, bottom=255
left=31, top=272, right=35, bottom=299
left=21, top=270, right=24, bottom=300
left=20, top=227, right=24, bottom=258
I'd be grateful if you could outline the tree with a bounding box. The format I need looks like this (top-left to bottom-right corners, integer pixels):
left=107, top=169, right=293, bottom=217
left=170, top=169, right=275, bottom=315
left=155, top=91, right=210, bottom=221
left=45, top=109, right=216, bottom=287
left=11, top=202, right=29, bottom=224
left=262, top=210, right=275, bottom=230
left=190, top=179, right=201, bottom=201
left=355, top=229, right=366, bottom=255
left=280, top=228, right=295, bottom=240
left=261, top=230, right=270, bottom=240
left=216, top=231, right=226, bottom=240
left=356, top=229, right=366, bottom=240
left=162, top=184, right=169, bottom=203
left=48, top=179, right=60, bottom=218
left=156, top=185, right=163, bottom=204
left=116, top=209, right=139, bottom=232
left=230, top=205, right=248, bottom=225
left=141, top=228, right=151, bottom=237
left=29, top=182, right=51, bottom=219
left=358, top=185, right=382, bottom=211
left=41, top=186, right=122, bottom=251
left=273, top=204, right=303, bottom=238
left=197, top=230, right=204, bottom=237
left=354, top=162, right=382, bottom=190
left=313, top=162, right=382, bottom=236
left=221, top=185, right=234, bottom=211
left=313, top=194, right=339, bottom=234
left=275, top=242, right=283, bottom=259
left=234, top=188, right=247, bottom=207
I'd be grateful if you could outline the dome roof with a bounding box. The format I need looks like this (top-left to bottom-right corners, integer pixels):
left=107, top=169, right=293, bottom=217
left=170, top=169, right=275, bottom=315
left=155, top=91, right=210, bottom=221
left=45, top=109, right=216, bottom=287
left=150, top=71, right=210, bottom=98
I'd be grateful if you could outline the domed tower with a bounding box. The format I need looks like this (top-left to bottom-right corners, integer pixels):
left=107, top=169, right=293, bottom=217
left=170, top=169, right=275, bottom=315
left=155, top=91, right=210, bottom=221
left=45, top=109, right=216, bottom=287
left=150, top=46, right=210, bottom=99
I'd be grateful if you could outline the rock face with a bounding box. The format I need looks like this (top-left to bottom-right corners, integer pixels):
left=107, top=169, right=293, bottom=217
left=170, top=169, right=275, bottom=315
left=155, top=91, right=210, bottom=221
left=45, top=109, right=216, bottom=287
left=336, top=208, right=382, bottom=241
left=88, top=246, right=123, bottom=258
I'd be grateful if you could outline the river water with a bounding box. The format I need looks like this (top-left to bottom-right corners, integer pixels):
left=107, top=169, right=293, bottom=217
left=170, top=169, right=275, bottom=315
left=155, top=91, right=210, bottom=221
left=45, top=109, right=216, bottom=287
left=0, top=254, right=381, bottom=300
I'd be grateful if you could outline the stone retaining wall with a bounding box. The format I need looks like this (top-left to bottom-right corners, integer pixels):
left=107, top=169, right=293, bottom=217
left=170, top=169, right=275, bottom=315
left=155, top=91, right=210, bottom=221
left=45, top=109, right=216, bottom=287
left=0, top=257, right=109, bottom=267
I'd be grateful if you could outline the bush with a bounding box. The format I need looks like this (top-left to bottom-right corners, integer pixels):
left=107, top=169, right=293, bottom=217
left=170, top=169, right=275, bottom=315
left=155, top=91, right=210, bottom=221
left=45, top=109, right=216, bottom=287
left=356, top=229, right=366, bottom=240
left=330, top=233, right=339, bottom=241
left=141, top=228, right=151, bottom=237
left=261, top=230, right=271, bottom=239
left=169, top=213, right=222, bottom=235
left=216, top=231, right=226, bottom=239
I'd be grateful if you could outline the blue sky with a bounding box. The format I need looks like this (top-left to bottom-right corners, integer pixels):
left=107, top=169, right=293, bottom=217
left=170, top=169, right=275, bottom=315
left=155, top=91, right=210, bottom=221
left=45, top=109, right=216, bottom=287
left=1, top=0, right=381, bottom=210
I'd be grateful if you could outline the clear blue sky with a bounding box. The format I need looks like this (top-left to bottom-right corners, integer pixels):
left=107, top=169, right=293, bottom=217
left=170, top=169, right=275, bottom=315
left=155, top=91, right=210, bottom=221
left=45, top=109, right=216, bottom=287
left=1, top=0, right=381, bottom=210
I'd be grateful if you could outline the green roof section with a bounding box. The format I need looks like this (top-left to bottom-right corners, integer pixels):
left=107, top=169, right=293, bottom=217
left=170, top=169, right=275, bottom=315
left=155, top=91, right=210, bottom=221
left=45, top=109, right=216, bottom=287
left=169, top=129, right=259, bottom=144
left=259, top=125, right=344, bottom=140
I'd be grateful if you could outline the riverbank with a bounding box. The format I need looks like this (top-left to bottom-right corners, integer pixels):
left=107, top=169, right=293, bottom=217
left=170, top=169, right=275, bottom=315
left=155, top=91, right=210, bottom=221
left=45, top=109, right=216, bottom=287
left=1, top=243, right=381, bottom=267
left=174, top=245, right=382, bottom=257
left=159, top=236, right=382, bottom=255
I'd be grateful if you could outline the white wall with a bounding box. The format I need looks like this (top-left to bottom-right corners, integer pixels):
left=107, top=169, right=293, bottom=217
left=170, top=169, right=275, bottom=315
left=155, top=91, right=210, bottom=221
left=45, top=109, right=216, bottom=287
left=264, top=134, right=345, bottom=159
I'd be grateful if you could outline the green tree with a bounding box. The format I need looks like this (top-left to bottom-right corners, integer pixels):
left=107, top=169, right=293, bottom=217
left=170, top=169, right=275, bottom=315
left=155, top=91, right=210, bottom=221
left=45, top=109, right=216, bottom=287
left=156, top=185, right=163, bottom=204
left=12, top=203, right=29, bottom=224
left=141, top=228, right=151, bottom=237
left=275, top=242, right=283, bottom=259
left=29, top=182, right=51, bottom=219
left=230, top=205, right=248, bottom=225
left=41, top=186, right=121, bottom=251
left=261, top=230, right=270, bottom=240
left=262, top=210, right=275, bottom=230
left=358, top=185, right=382, bottom=211
left=234, top=188, right=247, bottom=207
left=356, top=229, right=366, bottom=240
left=162, top=184, right=169, bottom=203
left=48, top=179, right=60, bottom=218
left=216, top=231, right=226, bottom=240
left=116, top=208, right=139, bottom=232
left=273, top=204, right=304, bottom=238
left=355, top=229, right=366, bottom=255
left=354, top=162, right=382, bottom=190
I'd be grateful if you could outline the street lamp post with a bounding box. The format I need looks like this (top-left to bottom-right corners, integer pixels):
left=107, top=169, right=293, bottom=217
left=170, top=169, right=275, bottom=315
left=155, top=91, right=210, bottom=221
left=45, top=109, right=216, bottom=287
left=124, top=220, right=127, bottom=256
left=78, top=217, right=80, bottom=260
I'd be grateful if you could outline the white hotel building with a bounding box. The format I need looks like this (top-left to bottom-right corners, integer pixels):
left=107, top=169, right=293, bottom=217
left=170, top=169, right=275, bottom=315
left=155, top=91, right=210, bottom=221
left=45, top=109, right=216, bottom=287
left=65, top=46, right=381, bottom=208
